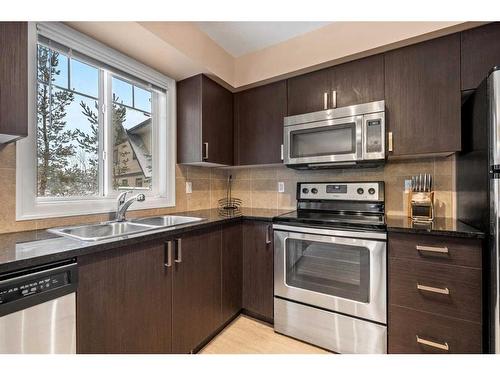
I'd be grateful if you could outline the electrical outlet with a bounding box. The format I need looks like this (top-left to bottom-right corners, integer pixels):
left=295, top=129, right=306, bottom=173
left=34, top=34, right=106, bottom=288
left=278, top=181, right=285, bottom=193
left=186, top=181, right=192, bottom=194
left=404, top=179, right=412, bottom=192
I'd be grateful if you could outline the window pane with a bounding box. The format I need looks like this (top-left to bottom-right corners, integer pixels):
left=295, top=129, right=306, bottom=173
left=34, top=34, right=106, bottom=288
left=112, top=77, right=133, bottom=107
left=36, top=84, right=99, bottom=197
left=70, top=59, right=98, bottom=98
left=134, top=85, right=151, bottom=113
left=37, top=45, right=68, bottom=89
left=112, top=103, right=152, bottom=190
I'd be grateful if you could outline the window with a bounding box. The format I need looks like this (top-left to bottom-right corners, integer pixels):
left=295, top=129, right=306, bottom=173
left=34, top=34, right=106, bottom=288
left=16, top=23, right=176, bottom=220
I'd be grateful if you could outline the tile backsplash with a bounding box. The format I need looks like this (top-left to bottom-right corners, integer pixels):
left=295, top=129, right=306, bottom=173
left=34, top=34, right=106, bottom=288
left=0, top=142, right=455, bottom=234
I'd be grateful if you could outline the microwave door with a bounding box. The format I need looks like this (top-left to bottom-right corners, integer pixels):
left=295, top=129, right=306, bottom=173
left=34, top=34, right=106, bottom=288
left=284, top=116, right=363, bottom=166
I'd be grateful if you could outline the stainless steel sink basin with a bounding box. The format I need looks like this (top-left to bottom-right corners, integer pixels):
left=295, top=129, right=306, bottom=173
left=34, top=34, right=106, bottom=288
left=130, top=215, right=203, bottom=227
left=48, top=215, right=204, bottom=242
left=48, top=221, right=155, bottom=242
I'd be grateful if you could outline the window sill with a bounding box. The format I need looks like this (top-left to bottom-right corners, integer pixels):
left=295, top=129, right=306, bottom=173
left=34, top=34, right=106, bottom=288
left=16, top=196, right=175, bottom=221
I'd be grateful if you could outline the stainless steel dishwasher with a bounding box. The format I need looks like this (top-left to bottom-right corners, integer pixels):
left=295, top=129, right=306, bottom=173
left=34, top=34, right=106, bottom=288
left=0, top=260, right=77, bottom=354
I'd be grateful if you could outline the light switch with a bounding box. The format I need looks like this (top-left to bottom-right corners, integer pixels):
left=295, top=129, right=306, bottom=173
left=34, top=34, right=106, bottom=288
left=278, top=181, right=285, bottom=193
left=186, top=181, right=192, bottom=194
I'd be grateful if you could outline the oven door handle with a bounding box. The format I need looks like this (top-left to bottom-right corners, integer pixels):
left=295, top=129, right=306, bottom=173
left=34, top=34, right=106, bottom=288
left=273, top=224, right=387, bottom=240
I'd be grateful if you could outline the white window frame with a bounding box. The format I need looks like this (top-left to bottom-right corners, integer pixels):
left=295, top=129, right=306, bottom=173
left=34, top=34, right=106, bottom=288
left=16, top=22, right=176, bottom=221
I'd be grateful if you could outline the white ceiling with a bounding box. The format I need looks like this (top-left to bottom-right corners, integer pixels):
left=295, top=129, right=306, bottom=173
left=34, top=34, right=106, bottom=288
left=195, top=22, right=331, bottom=57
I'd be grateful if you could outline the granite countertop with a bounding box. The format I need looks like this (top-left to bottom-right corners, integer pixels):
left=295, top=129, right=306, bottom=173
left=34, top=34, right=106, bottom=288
left=0, top=208, right=291, bottom=274
left=386, top=215, right=485, bottom=239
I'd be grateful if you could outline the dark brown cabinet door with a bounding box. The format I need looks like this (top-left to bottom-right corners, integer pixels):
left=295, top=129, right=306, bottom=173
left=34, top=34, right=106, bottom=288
left=177, top=74, right=233, bottom=165
left=332, top=55, right=384, bottom=108
left=0, top=22, right=28, bottom=142
left=172, top=228, right=222, bottom=353
left=221, top=222, right=243, bottom=323
left=385, top=34, right=461, bottom=156
left=287, top=68, right=331, bottom=116
left=77, top=240, right=173, bottom=353
left=461, top=22, right=500, bottom=91
left=234, top=80, right=287, bottom=165
left=242, top=220, right=274, bottom=322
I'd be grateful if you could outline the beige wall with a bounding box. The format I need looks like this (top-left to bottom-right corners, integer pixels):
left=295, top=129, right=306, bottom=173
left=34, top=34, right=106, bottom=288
left=0, top=142, right=454, bottom=234
left=228, top=156, right=455, bottom=218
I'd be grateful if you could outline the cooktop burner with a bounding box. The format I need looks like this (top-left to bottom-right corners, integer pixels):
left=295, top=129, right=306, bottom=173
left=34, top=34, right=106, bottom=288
left=273, top=182, right=386, bottom=232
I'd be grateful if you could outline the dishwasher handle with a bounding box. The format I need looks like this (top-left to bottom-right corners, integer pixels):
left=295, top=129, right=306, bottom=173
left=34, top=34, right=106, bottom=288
left=0, top=261, right=78, bottom=318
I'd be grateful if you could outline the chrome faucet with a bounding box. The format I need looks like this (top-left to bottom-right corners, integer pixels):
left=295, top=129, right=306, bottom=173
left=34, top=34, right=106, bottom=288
left=115, top=190, right=146, bottom=222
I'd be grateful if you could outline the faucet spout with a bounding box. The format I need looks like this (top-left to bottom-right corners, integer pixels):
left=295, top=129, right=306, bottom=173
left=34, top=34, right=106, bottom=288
left=115, top=193, right=146, bottom=222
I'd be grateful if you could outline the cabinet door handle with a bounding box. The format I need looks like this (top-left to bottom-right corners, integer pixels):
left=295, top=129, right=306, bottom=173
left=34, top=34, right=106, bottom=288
left=165, top=241, right=173, bottom=268
left=416, top=245, right=449, bottom=254
left=202, top=142, right=209, bottom=160
left=323, top=92, right=328, bottom=110
left=265, top=225, right=272, bottom=244
left=331, top=90, right=337, bottom=109
left=175, top=238, right=182, bottom=263
left=417, top=284, right=450, bottom=295
left=388, top=131, right=393, bottom=152
left=416, top=335, right=449, bottom=351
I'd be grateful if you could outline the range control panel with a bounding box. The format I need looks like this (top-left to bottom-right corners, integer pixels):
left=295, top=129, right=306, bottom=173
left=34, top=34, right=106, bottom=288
left=298, top=182, right=384, bottom=201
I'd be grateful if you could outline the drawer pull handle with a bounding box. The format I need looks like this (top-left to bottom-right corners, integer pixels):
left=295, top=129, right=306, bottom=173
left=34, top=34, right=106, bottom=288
left=416, top=335, right=449, bottom=351
left=417, top=284, right=450, bottom=295
left=416, top=245, right=449, bottom=254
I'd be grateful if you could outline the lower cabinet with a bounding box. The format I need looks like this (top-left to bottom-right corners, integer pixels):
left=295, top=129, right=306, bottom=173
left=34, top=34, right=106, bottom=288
left=77, top=223, right=244, bottom=354
left=77, top=239, right=173, bottom=354
left=172, top=228, right=222, bottom=353
left=388, top=232, right=483, bottom=354
left=242, top=220, right=274, bottom=322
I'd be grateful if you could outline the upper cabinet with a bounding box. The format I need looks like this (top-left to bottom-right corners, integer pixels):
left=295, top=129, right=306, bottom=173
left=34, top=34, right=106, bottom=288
left=461, top=22, right=500, bottom=91
left=177, top=74, right=233, bottom=166
left=234, top=80, right=287, bottom=165
left=0, top=22, right=28, bottom=143
left=384, top=34, right=461, bottom=156
left=287, top=54, right=384, bottom=116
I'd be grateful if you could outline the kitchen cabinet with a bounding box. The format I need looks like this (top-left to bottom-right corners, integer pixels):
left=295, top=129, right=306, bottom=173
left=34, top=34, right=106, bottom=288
left=77, top=239, right=173, bottom=354
left=0, top=22, right=28, bottom=143
left=384, top=34, right=461, bottom=156
left=234, top=80, right=287, bottom=165
left=388, top=232, right=483, bottom=354
left=172, top=227, right=222, bottom=353
left=461, top=22, right=500, bottom=91
left=177, top=74, right=233, bottom=166
left=287, top=54, right=384, bottom=116
left=221, top=222, right=243, bottom=323
left=242, top=220, right=274, bottom=322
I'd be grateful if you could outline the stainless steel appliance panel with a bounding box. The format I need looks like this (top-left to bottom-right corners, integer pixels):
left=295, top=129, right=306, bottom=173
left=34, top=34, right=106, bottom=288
left=0, top=293, right=76, bottom=354
left=274, top=225, right=387, bottom=324
left=274, top=298, right=387, bottom=354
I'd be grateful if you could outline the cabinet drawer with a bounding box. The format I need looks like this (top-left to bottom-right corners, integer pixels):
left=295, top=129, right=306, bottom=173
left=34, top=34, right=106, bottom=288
left=389, top=258, right=482, bottom=322
left=388, top=233, right=482, bottom=268
left=389, top=305, right=482, bottom=354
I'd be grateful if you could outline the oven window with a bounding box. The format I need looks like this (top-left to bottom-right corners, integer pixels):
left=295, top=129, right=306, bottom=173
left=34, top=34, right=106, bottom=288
left=290, top=123, right=356, bottom=158
left=285, top=238, right=370, bottom=302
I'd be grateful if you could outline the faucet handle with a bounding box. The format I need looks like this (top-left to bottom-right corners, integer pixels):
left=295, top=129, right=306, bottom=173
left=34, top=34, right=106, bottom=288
left=117, top=190, right=132, bottom=204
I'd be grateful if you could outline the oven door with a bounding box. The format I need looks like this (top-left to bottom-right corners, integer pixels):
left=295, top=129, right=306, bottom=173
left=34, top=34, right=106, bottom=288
left=283, top=115, right=363, bottom=166
left=274, top=225, right=386, bottom=324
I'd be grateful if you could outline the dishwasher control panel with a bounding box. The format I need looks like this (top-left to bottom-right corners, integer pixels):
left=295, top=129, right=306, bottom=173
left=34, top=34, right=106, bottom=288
left=0, top=271, right=70, bottom=305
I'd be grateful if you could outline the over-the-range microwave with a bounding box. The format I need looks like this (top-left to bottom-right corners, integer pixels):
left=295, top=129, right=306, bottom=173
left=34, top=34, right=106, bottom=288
left=283, top=100, right=385, bottom=169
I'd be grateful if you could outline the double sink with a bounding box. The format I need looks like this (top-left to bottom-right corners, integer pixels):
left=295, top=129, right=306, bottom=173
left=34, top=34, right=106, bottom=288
left=48, top=215, right=204, bottom=242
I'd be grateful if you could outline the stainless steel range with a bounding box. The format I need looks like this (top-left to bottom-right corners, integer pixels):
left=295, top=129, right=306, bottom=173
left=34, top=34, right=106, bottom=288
left=273, top=182, right=387, bottom=354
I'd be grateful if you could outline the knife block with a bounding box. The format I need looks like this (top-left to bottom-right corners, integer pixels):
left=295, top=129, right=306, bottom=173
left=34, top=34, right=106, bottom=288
left=407, top=191, right=434, bottom=222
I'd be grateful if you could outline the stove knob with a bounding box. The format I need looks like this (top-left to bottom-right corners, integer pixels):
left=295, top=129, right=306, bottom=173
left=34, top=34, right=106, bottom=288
left=311, top=188, right=318, bottom=194
left=357, top=188, right=364, bottom=195
left=368, top=188, right=376, bottom=195
left=302, top=188, right=309, bottom=194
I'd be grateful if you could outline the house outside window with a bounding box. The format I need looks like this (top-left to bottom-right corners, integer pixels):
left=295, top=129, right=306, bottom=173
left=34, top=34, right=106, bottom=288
left=16, top=22, right=176, bottom=220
